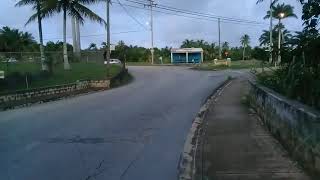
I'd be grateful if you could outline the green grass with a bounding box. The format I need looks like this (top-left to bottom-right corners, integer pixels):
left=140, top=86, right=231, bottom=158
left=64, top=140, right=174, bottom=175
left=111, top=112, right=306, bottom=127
left=0, top=62, right=121, bottom=92
left=193, top=60, right=269, bottom=71
left=0, top=62, right=40, bottom=74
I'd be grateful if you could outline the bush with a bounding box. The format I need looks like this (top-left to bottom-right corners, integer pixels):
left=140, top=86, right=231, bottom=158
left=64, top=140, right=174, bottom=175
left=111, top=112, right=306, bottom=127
left=257, top=63, right=320, bottom=110
left=1, top=70, right=54, bottom=91
left=6, top=72, right=25, bottom=90
left=251, top=47, right=268, bottom=61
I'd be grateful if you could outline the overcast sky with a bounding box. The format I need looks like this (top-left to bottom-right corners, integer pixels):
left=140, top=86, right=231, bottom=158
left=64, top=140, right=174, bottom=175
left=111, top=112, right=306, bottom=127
left=0, top=0, right=303, bottom=49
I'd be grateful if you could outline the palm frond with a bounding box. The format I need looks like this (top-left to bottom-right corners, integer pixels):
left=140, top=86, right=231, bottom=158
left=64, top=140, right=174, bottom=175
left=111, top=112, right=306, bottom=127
left=69, top=8, right=85, bottom=24
left=256, top=0, right=279, bottom=5
left=40, top=0, right=61, bottom=19
left=73, top=3, right=107, bottom=26
left=15, top=0, right=36, bottom=7
left=25, top=13, right=38, bottom=25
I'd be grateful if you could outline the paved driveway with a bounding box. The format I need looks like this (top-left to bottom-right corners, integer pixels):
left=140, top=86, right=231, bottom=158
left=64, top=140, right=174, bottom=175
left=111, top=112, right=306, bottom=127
left=0, top=66, right=235, bottom=180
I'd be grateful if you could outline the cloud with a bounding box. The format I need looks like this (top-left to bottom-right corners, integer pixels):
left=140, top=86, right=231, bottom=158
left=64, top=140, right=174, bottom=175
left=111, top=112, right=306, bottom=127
left=0, top=0, right=304, bottom=49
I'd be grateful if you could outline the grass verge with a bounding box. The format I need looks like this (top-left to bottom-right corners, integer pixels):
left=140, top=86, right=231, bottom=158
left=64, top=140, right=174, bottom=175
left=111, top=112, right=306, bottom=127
left=0, top=62, right=122, bottom=92
left=193, top=60, right=268, bottom=71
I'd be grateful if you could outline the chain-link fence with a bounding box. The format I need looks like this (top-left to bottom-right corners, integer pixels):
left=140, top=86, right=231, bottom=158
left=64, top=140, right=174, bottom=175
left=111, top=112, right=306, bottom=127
left=0, top=51, right=117, bottom=92
left=0, top=51, right=106, bottom=64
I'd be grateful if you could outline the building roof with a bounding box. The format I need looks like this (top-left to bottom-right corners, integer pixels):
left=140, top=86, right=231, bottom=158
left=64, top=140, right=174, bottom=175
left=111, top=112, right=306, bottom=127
left=171, top=48, right=203, bottom=53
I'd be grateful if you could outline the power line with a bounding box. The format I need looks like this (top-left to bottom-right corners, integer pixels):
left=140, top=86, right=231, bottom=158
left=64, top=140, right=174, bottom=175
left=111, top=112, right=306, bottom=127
left=43, top=30, right=146, bottom=40
left=112, top=2, right=267, bottom=27
left=146, top=0, right=156, bottom=64
left=124, top=0, right=266, bottom=25
left=116, top=0, right=149, bottom=30
left=118, top=2, right=300, bottom=32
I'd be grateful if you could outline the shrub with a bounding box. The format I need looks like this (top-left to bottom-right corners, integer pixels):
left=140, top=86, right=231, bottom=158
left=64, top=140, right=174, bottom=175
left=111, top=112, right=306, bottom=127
left=6, top=72, right=25, bottom=90
left=257, top=63, right=320, bottom=110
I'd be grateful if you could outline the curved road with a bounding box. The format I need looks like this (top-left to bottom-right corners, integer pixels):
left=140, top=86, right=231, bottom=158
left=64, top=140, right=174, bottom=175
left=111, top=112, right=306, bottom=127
left=0, top=66, right=236, bottom=180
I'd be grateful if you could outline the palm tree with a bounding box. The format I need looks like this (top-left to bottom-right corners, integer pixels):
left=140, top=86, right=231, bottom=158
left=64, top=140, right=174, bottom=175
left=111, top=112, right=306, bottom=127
left=264, top=3, right=297, bottom=20
left=40, top=0, right=106, bottom=70
left=181, top=39, right=193, bottom=48
left=257, top=0, right=280, bottom=63
left=15, top=0, right=48, bottom=71
left=101, top=42, right=107, bottom=49
left=289, top=31, right=309, bottom=49
left=240, top=34, right=250, bottom=60
left=264, top=3, right=297, bottom=63
left=222, top=42, right=229, bottom=50
left=0, top=26, right=37, bottom=52
left=259, top=30, right=274, bottom=46
left=260, top=27, right=291, bottom=45
left=87, top=43, right=98, bottom=50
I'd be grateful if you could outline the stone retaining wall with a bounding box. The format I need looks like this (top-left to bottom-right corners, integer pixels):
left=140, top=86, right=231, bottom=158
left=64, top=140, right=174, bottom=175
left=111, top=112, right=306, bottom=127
left=249, top=81, right=320, bottom=176
left=0, top=79, right=110, bottom=110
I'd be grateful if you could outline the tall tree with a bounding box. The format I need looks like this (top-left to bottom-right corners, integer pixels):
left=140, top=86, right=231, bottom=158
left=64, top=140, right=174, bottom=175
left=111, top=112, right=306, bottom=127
left=299, top=0, right=320, bottom=34
left=264, top=3, right=297, bottom=63
left=222, top=42, right=229, bottom=50
left=40, top=0, right=106, bottom=70
left=0, top=26, right=37, bottom=52
left=240, top=34, right=250, bottom=60
left=257, top=0, right=280, bottom=63
left=264, top=3, right=298, bottom=20
left=259, top=26, right=291, bottom=46
left=101, top=42, right=107, bottom=49
left=87, top=43, right=98, bottom=50
left=15, top=0, right=48, bottom=70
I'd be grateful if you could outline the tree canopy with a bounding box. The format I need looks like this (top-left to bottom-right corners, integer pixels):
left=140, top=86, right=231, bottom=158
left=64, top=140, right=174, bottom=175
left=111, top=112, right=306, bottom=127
left=264, top=3, right=297, bottom=20
left=0, top=26, right=37, bottom=52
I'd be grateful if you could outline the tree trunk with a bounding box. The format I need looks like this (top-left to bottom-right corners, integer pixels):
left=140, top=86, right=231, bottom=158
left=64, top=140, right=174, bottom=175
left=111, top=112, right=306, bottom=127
left=76, top=19, right=81, bottom=59
left=106, top=0, right=110, bottom=77
left=242, top=45, right=246, bottom=61
left=63, top=7, right=70, bottom=70
left=277, top=19, right=282, bottom=65
left=71, top=17, right=77, bottom=55
left=37, top=2, right=48, bottom=71
left=269, top=0, right=273, bottom=63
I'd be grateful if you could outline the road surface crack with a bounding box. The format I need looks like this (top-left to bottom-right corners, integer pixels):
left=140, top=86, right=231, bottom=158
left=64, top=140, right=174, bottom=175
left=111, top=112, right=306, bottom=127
left=120, top=148, right=145, bottom=180
left=85, top=160, right=109, bottom=180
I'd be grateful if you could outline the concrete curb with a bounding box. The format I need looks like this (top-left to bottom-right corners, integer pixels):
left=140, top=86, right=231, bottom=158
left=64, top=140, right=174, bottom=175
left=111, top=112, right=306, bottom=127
left=177, top=79, right=233, bottom=180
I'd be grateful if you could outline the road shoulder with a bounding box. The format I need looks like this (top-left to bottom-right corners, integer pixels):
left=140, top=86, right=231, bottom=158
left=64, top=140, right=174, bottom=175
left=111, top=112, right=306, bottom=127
left=178, top=78, right=232, bottom=180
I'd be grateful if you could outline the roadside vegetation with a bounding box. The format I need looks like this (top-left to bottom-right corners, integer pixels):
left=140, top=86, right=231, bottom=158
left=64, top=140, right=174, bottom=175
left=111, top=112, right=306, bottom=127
left=193, top=60, right=268, bottom=71
left=0, top=62, right=121, bottom=93
left=0, top=0, right=123, bottom=93
left=255, top=0, right=320, bottom=111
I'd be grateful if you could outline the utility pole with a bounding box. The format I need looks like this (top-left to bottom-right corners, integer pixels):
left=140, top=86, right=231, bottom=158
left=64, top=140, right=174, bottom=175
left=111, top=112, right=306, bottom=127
left=269, top=0, right=273, bottom=63
left=218, top=18, right=221, bottom=59
left=146, top=0, right=156, bottom=64
left=106, top=0, right=111, bottom=75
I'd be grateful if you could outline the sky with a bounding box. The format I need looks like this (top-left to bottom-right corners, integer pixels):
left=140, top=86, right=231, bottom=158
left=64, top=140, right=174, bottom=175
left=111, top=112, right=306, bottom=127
left=0, top=0, right=303, bottom=49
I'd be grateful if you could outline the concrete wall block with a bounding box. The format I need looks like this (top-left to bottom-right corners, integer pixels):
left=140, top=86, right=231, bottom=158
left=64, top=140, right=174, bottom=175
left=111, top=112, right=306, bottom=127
left=315, top=156, right=320, bottom=172
left=249, top=81, right=320, bottom=175
left=90, top=80, right=110, bottom=88
left=2, top=78, right=113, bottom=109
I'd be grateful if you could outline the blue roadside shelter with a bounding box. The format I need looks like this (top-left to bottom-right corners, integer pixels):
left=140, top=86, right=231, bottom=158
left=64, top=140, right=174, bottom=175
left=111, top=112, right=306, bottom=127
left=171, top=48, right=203, bottom=64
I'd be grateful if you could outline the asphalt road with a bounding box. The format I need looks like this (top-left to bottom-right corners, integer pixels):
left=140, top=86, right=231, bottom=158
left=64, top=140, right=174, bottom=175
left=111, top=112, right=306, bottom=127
left=0, top=66, right=237, bottom=180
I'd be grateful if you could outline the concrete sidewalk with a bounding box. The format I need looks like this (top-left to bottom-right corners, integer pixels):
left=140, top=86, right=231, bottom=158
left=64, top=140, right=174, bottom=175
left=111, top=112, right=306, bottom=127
left=199, top=78, right=311, bottom=180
